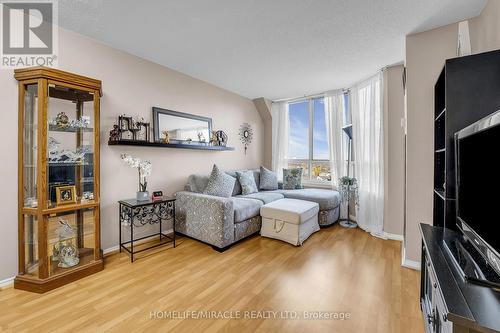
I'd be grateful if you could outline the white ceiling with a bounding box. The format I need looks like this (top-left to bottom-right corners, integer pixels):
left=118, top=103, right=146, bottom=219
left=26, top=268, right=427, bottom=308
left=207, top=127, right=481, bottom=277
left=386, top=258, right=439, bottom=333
left=58, top=0, right=487, bottom=100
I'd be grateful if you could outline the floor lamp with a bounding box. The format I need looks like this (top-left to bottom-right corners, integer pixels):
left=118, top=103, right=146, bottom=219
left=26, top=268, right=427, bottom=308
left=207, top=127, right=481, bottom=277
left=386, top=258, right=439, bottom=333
left=339, top=124, right=358, bottom=228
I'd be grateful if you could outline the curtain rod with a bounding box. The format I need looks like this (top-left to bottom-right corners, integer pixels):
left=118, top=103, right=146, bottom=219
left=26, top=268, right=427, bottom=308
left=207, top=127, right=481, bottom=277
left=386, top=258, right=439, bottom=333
left=272, top=63, right=403, bottom=104
left=273, top=88, right=348, bottom=103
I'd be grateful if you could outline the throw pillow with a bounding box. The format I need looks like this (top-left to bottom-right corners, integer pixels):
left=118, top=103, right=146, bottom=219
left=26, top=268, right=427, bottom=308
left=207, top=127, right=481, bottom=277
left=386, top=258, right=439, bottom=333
left=225, top=171, right=242, bottom=196
left=236, top=170, right=258, bottom=195
left=203, top=164, right=236, bottom=198
left=259, top=166, right=278, bottom=190
left=283, top=168, right=303, bottom=190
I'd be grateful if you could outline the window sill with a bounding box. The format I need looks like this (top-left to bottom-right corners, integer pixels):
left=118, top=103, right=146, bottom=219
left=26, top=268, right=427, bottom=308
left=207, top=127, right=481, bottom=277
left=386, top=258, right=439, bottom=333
left=302, top=181, right=333, bottom=189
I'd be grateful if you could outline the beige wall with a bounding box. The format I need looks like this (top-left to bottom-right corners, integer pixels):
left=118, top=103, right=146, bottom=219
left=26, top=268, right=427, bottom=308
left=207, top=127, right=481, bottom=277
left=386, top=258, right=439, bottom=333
left=384, top=65, right=405, bottom=236
left=404, top=0, right=500, bottom=263
left=0, top=28, right=264, bottom=281
left=470, top=0, right=500, bottom=53
left=252, top=97, right=272, bottom=168
left=404, top=23, right=459, bottom=263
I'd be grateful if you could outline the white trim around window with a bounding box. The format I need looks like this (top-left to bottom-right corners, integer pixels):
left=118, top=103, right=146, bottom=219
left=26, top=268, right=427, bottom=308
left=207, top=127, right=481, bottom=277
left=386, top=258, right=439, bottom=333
left=287, top=97, right=332, bottom=184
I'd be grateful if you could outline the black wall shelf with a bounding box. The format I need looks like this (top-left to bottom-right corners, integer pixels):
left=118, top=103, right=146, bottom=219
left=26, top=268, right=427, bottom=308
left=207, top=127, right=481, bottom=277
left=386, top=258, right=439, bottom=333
left=108, top=140, right=235, bottom=151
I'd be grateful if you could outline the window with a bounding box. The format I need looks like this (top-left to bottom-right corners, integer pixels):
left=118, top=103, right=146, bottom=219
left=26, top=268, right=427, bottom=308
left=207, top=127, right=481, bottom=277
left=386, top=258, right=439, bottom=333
left=287, top=97, right=331, bottom=182
left=343, top=92, right=351, bottom=126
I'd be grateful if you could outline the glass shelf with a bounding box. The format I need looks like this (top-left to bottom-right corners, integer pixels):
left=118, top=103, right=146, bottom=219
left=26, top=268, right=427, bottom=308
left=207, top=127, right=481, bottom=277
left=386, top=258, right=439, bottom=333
left=49, top=125, right=94, bottom=132
left=47, top=162, right=93, bottom=167
left=44, top=200, right=98, bottom=213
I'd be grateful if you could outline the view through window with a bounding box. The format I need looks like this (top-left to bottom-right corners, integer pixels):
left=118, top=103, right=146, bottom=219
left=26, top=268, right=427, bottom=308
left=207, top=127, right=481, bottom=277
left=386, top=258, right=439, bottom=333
left=288, top=97, right=331, bottom=182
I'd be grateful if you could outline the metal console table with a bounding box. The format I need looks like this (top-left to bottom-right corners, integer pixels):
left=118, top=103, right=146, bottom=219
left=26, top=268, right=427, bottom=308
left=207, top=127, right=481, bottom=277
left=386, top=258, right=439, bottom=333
left=118, top=197, right=176, bottom=262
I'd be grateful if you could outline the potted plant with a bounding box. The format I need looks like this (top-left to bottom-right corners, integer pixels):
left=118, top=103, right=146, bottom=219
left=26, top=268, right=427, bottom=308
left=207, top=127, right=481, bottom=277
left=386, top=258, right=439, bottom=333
left=121, top=154, right=152, bottom=201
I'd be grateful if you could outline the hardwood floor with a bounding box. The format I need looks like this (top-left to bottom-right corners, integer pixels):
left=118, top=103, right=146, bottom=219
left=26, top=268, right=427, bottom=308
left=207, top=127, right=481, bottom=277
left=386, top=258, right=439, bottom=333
left=0, top=225, right=423, bottom=333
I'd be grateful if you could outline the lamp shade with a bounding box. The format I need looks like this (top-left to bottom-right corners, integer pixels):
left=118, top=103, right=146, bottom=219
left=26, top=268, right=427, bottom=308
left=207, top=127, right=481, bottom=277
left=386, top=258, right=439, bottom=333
left=342, top=124, right=353, bottom=140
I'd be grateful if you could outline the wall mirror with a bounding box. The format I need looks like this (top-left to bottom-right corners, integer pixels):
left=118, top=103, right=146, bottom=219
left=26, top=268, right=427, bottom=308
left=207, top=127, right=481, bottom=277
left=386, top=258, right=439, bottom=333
left=152, top=107, right=212, bottom=144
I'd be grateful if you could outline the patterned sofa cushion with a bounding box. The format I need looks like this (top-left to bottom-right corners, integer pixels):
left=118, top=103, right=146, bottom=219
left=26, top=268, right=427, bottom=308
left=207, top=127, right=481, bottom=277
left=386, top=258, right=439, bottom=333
left=283, top=168, right=303, bottom=190
left=237, top=191, right=284, bottom=204
left=236, top=170, right=258, bottom=195
left=272, top=188, right=341, bottom=210
left=225, top=171, right=242, bottom=196
left=250, top=169, right=260, bottom=189
left=259, top=166, right=278, bottom=190
left=232, top=198, right=263, bottom=223
left=203, top=165, right=236, bottom=198
left=186, top=169, right=262, bottom=196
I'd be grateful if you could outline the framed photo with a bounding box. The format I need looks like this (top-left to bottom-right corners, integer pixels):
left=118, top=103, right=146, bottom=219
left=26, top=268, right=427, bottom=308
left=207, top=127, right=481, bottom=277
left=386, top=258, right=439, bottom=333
left=56, top=185, right=77, bottom=205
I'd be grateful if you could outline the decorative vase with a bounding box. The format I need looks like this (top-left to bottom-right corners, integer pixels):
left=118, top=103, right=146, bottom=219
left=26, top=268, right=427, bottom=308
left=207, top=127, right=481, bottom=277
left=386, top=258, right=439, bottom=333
left=136, top=191, right=149, bottom=201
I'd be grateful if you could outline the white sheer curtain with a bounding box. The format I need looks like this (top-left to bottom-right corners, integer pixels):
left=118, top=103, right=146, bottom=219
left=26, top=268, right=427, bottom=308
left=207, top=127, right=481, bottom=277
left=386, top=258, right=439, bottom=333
left=271, top=101, right=289, bottom=180
left=351, top=72, right=385, bottom=236
left=324, top=90, right=346, bottom=189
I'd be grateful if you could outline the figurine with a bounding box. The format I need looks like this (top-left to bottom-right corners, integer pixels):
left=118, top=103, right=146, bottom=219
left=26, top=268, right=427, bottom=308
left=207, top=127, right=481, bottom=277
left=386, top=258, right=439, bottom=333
left=82, top=191, right=94, bottom=201
left=55, top=112, right=69, bottom=128
left=55, top=219, right=79, bottom=268
left=109, top=125, right=120, bottom=142
left=197, top=132, right=206, bottom=143
left=215, top=130, right=228, bottom=146
left=161, top=130, right=170, bottom=144
left=48, top=137, right=60, bottom=153
left=210, top=131, right=218, bottom=146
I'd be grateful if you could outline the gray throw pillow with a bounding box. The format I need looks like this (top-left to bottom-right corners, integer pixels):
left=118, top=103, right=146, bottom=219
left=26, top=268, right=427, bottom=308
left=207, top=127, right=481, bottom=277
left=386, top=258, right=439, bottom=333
left=283, top=168, right=304, bottom=190
left=259, top=166, right=278, bottom=190
left=225, top=171, right=242, bottom=196
left=203, top=165, right=236, bottom=198
left=236, top=170, right=258, bottom=195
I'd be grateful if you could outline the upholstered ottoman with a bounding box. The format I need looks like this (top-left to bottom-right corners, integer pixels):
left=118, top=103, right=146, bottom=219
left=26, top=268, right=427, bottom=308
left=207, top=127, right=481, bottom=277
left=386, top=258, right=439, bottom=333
left=260, top=199, right=320, bottom=246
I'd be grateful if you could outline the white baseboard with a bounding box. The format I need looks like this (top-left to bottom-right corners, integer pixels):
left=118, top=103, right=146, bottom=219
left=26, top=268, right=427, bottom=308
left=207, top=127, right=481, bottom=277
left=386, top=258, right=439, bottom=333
left=402, top=258, right=421, bottom=270
left=103, top=245, right=120, bottom=255
left=0, top=276, right=14, bottom=288
left=383, top=232, right=404, bottom=241
left=401, top=246, right=421, bottom=270
left=103, top=228, right=174, bottom=256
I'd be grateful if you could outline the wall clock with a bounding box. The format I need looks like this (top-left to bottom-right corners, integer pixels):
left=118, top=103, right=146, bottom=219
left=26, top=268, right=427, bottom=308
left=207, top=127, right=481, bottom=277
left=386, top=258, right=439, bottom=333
left=238, top=123, right=253, bottom=155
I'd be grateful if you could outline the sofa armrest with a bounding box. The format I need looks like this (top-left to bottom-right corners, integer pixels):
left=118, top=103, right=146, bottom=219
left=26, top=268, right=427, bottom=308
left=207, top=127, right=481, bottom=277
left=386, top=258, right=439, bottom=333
left=175, top=191, right=235, bottom=248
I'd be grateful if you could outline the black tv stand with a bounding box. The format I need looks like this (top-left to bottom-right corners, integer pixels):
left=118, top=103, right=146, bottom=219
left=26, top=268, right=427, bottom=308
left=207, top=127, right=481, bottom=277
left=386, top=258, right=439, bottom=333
left=443, top=229, right=500, bottom=290
left=420, top=224, right=500, bottom=333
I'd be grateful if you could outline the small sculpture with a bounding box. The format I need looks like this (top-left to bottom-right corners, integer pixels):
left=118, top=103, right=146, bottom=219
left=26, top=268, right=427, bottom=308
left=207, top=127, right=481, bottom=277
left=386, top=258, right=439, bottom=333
left=162, top=130, right=170, bottom=144
left=55, top=112, right=69, bottom=128
left=210, top=131, right=218, bottom=146
left=109, top=124, right=120, bottom=142
left=197, top=132, right=206, bottom=143
left=68, top=117, right=90, bottom=128
left=48, top=137, right=60, bottom=153
left=117, top=115, right=151, bottom=142
left=54, top=219, right=79, bottom=268
left=215, top=130, right=228, bottom=146
left=82, top=191, right=94, bottom=201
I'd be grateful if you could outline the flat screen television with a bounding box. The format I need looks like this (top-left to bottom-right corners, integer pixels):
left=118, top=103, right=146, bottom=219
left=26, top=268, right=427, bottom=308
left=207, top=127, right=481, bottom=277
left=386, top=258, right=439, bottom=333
left=456, top=110, right=500, bottom=278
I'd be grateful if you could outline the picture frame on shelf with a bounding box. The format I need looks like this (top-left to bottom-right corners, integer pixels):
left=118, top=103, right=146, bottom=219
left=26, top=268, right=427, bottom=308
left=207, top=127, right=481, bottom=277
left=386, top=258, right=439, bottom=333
left=56, top=185, right=77, bottom=206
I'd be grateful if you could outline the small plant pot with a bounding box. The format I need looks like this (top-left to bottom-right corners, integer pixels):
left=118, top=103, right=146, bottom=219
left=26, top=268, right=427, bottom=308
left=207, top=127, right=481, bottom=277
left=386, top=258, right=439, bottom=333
left=136, top=191, right=149, bottom=201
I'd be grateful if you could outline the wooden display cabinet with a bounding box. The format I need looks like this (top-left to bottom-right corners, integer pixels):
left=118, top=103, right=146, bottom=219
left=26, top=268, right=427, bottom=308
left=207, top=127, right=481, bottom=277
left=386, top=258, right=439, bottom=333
left=15, top=67, right=103, bottom=293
